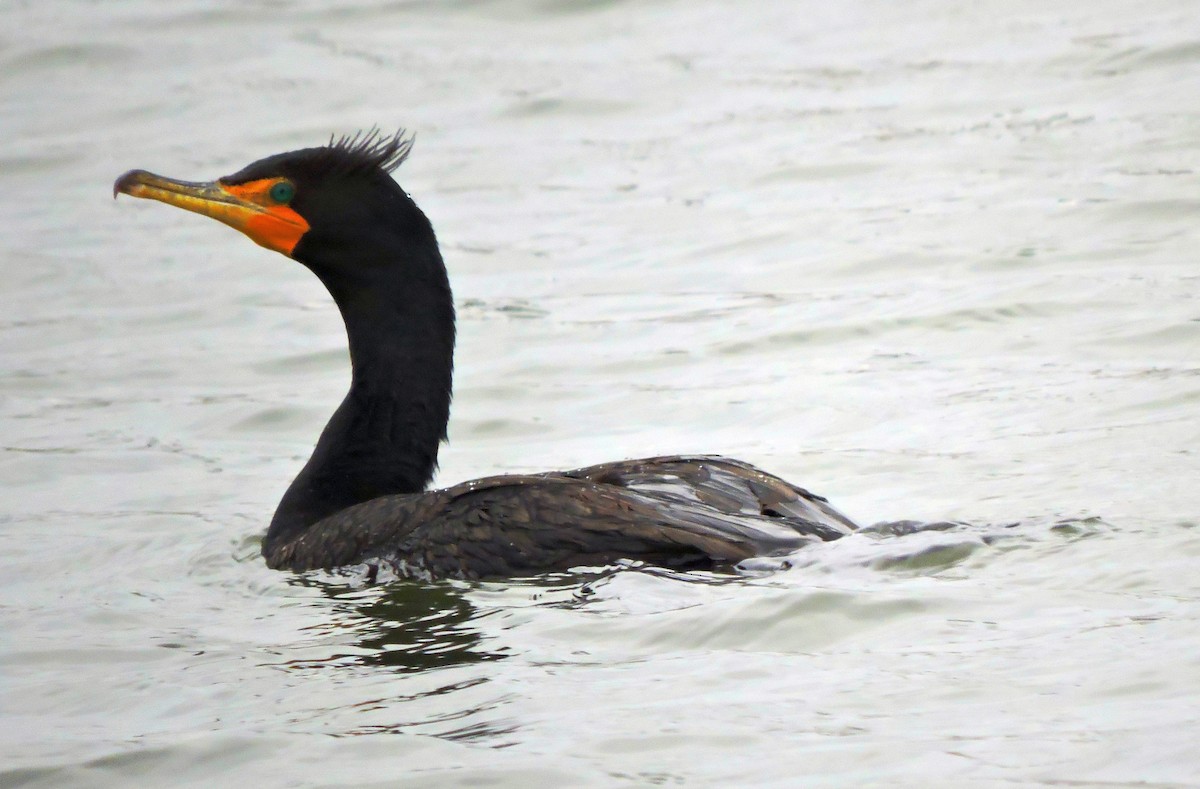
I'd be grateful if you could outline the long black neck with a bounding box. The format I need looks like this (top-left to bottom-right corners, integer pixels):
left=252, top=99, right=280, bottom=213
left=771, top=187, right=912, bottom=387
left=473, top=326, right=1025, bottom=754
left=264, top=222, right=454, bottom=556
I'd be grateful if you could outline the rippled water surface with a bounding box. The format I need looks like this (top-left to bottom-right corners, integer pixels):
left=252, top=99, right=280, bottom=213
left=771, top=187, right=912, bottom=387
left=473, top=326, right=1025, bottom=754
left=3, top=0, right=1199, bottom=785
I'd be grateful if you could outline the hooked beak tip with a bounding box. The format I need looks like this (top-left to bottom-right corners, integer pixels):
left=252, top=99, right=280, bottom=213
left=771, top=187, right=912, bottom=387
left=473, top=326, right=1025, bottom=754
left=113, top=169, right=148, bottom=200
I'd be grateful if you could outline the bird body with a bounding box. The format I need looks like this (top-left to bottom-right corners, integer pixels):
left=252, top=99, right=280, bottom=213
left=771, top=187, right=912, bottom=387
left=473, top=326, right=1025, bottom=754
left=114, top=130, right=859, bottom=580
left=269, top=455, right=856, bottom=579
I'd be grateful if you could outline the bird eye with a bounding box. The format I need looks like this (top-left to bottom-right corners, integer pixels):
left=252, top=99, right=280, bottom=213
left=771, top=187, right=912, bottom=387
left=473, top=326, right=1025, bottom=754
left=269, top=181, right=295, bottom=204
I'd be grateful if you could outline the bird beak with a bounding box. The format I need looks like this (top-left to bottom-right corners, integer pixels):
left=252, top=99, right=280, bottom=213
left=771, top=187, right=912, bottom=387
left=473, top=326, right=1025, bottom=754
left=113, top=169, right=309, bottom=256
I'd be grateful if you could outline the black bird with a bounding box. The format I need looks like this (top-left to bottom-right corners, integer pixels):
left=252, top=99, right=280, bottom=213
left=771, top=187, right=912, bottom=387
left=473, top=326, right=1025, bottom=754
left=114, top=130, right=859, bottom=580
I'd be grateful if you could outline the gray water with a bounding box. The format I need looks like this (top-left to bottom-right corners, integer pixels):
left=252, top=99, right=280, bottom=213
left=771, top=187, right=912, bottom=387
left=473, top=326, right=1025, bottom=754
left=3, top=0, right=1199, bottom=786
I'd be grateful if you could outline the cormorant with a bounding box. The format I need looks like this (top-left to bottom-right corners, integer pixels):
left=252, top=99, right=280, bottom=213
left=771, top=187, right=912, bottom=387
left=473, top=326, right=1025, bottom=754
left=114, top=130, right=859, bottom=580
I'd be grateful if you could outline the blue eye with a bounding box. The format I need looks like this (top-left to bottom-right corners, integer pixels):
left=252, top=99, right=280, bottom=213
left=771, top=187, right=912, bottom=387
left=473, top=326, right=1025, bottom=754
left=269, top=181, right=295, bottom=204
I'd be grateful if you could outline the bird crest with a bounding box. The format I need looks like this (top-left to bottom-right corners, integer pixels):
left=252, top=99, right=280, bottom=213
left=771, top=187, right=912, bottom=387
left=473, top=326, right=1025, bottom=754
left=318, top=128, right=415, bottom=177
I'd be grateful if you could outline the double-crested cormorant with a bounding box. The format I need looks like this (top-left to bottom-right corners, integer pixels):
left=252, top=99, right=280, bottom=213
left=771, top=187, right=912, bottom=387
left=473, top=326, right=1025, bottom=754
left=114, top=130, right=859, bottom=579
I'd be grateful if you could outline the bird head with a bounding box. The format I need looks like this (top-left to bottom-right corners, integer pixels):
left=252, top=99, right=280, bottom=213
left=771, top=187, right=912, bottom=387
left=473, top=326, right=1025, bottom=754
left=113, top=129, right=431, bottom=284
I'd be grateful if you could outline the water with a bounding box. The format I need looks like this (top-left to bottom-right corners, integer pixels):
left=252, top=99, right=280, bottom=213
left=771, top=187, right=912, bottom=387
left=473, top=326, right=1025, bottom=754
left=3, top=0, right=1198, bottom=785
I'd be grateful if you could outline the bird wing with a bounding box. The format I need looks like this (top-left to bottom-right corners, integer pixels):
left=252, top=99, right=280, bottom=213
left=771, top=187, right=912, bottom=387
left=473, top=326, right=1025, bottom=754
left=562, top=454, right=859, bottom=540
left=392, top=474, right=814, bottom=578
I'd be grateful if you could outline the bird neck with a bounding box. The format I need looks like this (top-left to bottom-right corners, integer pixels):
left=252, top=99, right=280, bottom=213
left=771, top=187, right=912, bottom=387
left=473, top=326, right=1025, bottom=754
left=264, top=247, right=455, bottom=555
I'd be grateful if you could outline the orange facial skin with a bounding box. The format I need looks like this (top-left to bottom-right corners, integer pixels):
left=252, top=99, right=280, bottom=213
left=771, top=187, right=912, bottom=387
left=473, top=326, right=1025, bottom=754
left=113, top=171, right=310, bottom=256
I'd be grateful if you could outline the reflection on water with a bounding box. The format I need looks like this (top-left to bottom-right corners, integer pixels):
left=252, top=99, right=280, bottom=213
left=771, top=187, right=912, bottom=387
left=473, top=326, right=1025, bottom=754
left=285, top=576, right=510, bottom=673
